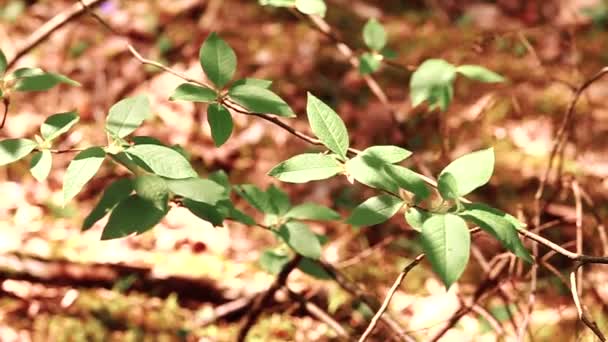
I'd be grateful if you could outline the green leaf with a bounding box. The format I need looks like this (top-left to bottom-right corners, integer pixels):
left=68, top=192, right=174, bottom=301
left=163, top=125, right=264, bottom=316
left=420, top=213, right=470, bottom=288
left=298, top=257, right=331, bottom=279
left=133, top=175, right=169, bottom=211
left=228, top=84, right=294, bottom=117
left=131, top=136, right=163, bottom=146
left=267, top=184, right=291, bottom=215
left=277, top=221, right=322, bottom=259
left=101, top=195, right=166, bottom=240
left=380, top=47, right=398, bottom=59
left=169, top=83, right=217, bottom=102
left=14, top=72, right=80, bottom=92
left=437, top=172, right=458, bottom=201
left=167, top=178, right=226, bottom=205
left=384, top=164, right=430, bottom=202
left=295, top=0, right=326, bottom=17
left=259, top=249, right=290, bottom=274
left=345, top=153, right=397, bottom=193
left=404, top=207, right=430, bottom=232
left=0, top=49, right=7, bottom=74
left=268, top=153, right=343, bottom=183
left=235, top=184, right=273, bottom=213
left=216, top=200, right=256, bottom=225
left=359, top=52, right=382, bottom=75
left=456, top=65, right=505, bottom=83
left=83, top=178, right=133, bottom=231
left=410, top=59, right=457, bottom=111
left=306, top=93, right=349, bottom=159
left=209, top=170, right=231, bottom=192
left=259, top=0, right=296, bottom=7
left=360, top=145, right=412, bottom=163
left=6, top=67, right=44, bottom=80
left=63, top=147, right=106, bottom=204
left=182, top=198, right=225, bottom=226
left=41, top=111, right=79, bottom=141
left=30, top=150, right=52, bottom=182
left=459, top=203, right=532, bottom=263
left=207, top=103, right=233, bottom=147
left=285, top=203, right=340, bottom=221
left=363, top=18, right=387, bottom=51
left=346, top=194, right=404, bottom=227
left=232, top=78, right=272, bottom=88
left=126, top=144, right=197, bottom=179
left=200, top=32, right=237, bottom=89
left=438, top=148, right=494, bottom=199
left=0, top=138, right=37, bottom=166
left=106, top=95, right=151, bottom=138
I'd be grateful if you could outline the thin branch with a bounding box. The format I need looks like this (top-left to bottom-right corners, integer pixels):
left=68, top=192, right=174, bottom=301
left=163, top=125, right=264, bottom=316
left=358, top=253, right=425, bottom=342
left=319, top=260, right=415, bottom=342
left=573, top=180, right=584, bottom=295
left=285, top=287, right=350, bottom=339
left=6, top=0, right=105, bottom=70
left=1, top=98, right=9, bottom=129
left=336, top=235, right=397, bottom=268
left=579, top=186, right=608, bottom=256
left=236, top=255, right=302, bottom=342
left=570, top=264, right=606, bottom=341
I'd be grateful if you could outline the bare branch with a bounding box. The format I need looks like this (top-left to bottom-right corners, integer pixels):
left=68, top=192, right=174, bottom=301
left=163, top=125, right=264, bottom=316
left=236, top=255, right=302, bottom=342
left=570, top=265, right=606, bottom=341
left=358, top=254, right=425, bottom=342
left=6, top=0, right=105, bottom=70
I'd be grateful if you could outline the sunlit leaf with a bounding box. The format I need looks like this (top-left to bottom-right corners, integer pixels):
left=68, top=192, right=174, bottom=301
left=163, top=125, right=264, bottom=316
left=231, top=78, right=272, bottom=88
left=0, top=49, right=7, bottom=74
left=404, top=207, right=430, bottom=232
left=229, top=84, right=294, bottom=117
left=126, top=144, right=196, bottom=179
left=106, top=95, right=151, bottom=138
left=410, top=59, right=456, bottom=111
left=235, top=184, right=273, bottom=213
left=459, top=203, right=532, bottom=263
left=384, top=164, right=430, bottom=202
left=306, top=93, right=349, bottom=159
left=133, top=175, right=169, bottom=211
left=29, top=150, right=52, bottom=182
left=41, top=111, right=79, bottom=141
left=63, top=147, right=106, bottom=204
left=259, top=249, right=290, bottom=274
left=268, top=153, right=343, bottom=183
left=359, top=52, right=382, bottom=75
left=30, top=150, right=53, bottom=182
left=346, top=194, right=404, bottom=227
left=14, top=72, right=80, bottom=92
left=200, top=32, right=237, bottom=89
left=167, top=178, right=226, bottom=205
left=285, top=203, right=340, bottom=221
left=438, top=148, right=494, bottom=199
left=456, top=65, right=505, bottom=83
left=277, top=221, right=322, bottom=259
left=267, top=184, right=291, bottom=215
left=169, top=83, right=217, bottom=102
left=295, top=0, right=326, bottom=17
left=363, top=18, right=387, bottom=51
left=420, top=213, right=470, bottom=288
left=0, top=138, right=37, bottom=166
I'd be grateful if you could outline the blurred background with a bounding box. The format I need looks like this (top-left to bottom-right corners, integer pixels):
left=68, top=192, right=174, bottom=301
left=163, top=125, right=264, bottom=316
left=2, top=0, right=608, bottom=340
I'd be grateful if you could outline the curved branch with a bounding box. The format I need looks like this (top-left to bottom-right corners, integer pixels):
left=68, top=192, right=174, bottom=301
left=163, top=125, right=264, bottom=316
left=6, top=0, right=105, bottom=71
